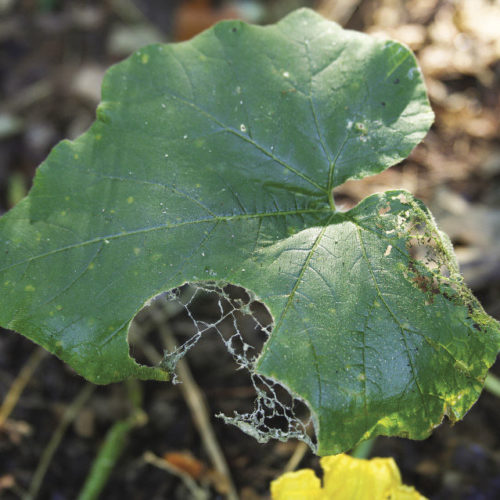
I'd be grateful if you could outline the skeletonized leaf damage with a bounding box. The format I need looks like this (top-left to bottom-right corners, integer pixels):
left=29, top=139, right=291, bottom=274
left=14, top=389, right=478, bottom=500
left=0, top=9, right=498, bottom=455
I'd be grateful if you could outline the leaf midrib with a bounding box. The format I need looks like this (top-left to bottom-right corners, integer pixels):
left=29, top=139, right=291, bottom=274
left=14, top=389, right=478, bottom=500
left=1, top=206, right=332, bottom=273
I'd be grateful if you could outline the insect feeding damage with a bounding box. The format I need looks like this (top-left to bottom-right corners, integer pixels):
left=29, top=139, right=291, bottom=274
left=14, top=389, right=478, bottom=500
left=128, top=282, right=317, bottom=451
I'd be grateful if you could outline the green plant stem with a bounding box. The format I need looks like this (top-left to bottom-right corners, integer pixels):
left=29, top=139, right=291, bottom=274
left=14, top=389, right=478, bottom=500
left=77, top=420, right=127, bottom=500
left=25, top=383, right=95, bottom=500
left=77, top=380, right=145, bottom=500
left=124, top=378, right=143, bottom=409
left=484, top=373, right=500, bottom=398
left=350, top=437, right=376, bottom=459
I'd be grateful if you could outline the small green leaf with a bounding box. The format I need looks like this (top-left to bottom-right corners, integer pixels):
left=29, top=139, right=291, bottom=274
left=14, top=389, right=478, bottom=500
left=0, top=9, right=498, bottom=454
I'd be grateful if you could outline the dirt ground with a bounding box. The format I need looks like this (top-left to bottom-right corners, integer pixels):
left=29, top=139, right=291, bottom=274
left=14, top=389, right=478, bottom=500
left=1, top=1, right=499, bottom=498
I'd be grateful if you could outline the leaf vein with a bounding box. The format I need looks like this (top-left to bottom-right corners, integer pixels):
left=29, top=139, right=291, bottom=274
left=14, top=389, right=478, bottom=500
left=1, top=208, right=329, bottom=273
left=355, top=225, right=431, bottom=420
left=162, top=89, right=328, bottom=194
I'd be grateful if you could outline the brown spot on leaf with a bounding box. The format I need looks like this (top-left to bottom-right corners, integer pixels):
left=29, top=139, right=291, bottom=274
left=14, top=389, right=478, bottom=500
left=378, top=204, right=391, bottom=215
left=408, top=261, right=440, bottom=303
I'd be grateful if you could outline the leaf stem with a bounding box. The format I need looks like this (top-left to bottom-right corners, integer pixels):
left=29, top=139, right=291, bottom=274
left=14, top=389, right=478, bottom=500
left=484, top=373, right=500, bottom=398
left=350, top=437, right=376, bottom=459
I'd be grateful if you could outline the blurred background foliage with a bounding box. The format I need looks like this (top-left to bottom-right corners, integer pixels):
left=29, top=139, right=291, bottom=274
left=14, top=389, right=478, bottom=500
left=0, top=1, right=500, bottom=499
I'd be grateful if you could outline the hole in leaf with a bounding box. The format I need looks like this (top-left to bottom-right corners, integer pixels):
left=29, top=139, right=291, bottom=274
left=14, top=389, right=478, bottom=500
left=450, top=235, right=470, bottom=249
left=128, top=282, right=271, bottom=371
left=128, top=282, right=316, bottom=450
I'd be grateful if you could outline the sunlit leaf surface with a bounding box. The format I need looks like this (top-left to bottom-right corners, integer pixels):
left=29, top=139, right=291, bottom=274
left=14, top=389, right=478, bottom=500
left=0, top=9, right=498, bottom=454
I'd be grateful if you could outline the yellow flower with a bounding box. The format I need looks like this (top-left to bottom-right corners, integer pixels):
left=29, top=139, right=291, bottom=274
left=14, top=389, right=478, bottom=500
left=271, top=454, right=426, bottom=500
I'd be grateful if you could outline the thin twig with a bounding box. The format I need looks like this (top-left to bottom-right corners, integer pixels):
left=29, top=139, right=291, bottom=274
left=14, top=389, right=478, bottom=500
left=138, top=306, right=239, bottom=500
left=161, top=327, right=239, bottom=500
left=2, top=80, right=53, bottom=113
left=282, top=441, right=309, bottom=473
left=24, top=383, right=95, bottom=500
left=0, top=347, right=47, bottom=428
left=143, top=451, right=209, bottom=500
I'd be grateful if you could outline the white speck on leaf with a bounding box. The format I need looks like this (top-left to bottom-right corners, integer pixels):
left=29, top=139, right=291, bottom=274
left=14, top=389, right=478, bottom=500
left=407, top=67, right=418, bottom=80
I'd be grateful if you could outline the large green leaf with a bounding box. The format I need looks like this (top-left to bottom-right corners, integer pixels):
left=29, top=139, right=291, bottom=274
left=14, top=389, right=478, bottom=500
left=0, top=9, right=499, bottom=455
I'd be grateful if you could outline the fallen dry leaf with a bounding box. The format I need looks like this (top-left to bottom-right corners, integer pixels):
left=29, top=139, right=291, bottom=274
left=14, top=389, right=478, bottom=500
left=163, top=451, right=206, bottom=480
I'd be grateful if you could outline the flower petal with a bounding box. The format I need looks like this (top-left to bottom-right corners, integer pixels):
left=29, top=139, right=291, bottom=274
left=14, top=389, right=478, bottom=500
left=271, top=469, right=322, bottom=500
